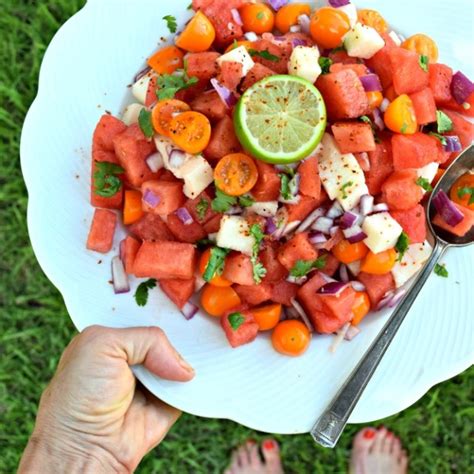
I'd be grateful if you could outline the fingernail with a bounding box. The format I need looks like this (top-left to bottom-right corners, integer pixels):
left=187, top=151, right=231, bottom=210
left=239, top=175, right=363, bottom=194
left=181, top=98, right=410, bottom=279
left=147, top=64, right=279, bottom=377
left=177, top=352, right=194, bottom=373
left=364, top=429, right=376, bottom=440
left=263, top=439, right=275, bottom=450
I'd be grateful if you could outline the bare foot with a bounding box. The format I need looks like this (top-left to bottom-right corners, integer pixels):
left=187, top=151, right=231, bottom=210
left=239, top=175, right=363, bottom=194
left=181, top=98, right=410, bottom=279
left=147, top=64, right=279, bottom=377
left=349, top=427, right=408, bottom=474
left=224, top=439, right=284, bottom=474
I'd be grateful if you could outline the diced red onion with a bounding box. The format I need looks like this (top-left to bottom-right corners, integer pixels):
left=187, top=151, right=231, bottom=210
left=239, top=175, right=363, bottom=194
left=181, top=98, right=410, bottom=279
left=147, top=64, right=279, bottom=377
left=279, top=174, right=300, bottom=204
left=292, top=38, right=307, bottom=47
left=111, top=257, right=130, bottom=294
left=443, top=135, right=462, bottom=152
left=287, top=275, right=308, bottom=285
left=380, top=98, right=390, bottom=112
left=344, top=325, right=360, bottom=341
left=377, top=291, right=394, bottom=311
left=388, top=288, right=407, bottom=308
left=343, top=225, right=367, bottom=243
left=360, top=194, right=374, bottom=216
left=388, top=30, right=402, bottom=47
left=297, top=14, right=310, bottom=34
left=312, top=216, right=334, bottom=234
left=319, top=281, right=348, bottom=295
left=194, top=273, right=206, bottom=293
left=350, top=280, right=366, bottom=292
left=356, top=151, right=371, bottom=172
left=268, top=0, right=289, bottom=10
left=272, top=209, right=289, bottom=239
left=289, top=25, right=301, bottom=33
left=244, top=31, right=258, bottom=42
left=296, top=207, right=326, bottom=233
left=328, top=0, right=350, bottom=6
left=451, top=71, right=474, bottom=104
left=339, top=264, right=349, bottom=283
left=360, top=74, right=382, bottom=92
left=329, top=225, right=340, bottom=237
left=432, top=190, right=464, bottom=227
left=176, top=207, right=193, bottom=225
left=119, top=239, right=126, bottom=262
left=230, top=8, right=243, bottom=26
left=326, top=201, right=344, bottom=219
left=309, top=232, right=328, bottom=245
left=143, top=189, right=161, bottom=208
left=146, top=152, right=164, bottom=173
left=290, top=298, right=314, bottom=332
left=208, top=232, right=218, bottom=241
left=329, top=323, right=350, bottom=353
left=181, top=301, right=199, bottom=320
left=210, top=78, right=237, bottom=108
left=286, top=307, right=299, bottom=320
left=347, top=260, right=361, bottom=277
left=225, top=206, right=243, bottom=215
left=169, top=149, right=187, bottom=168
left=281, top=219, right=301, bottom=237
left=339, top=211, right=362, bottom=229
left=265, top=217, right=278, bottom=234
left=275, top=163, right=298, bottom=171
left=373, top=108, right=385, bottom=131
left=371, top=203, right=389, bottom=213
left=134, top=66, right=151, bottom=83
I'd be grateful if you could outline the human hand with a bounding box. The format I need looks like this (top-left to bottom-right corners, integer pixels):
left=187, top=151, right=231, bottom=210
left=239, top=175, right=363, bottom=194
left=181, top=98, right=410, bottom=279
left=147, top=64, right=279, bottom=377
left=18, top=325, right=194, bottom=473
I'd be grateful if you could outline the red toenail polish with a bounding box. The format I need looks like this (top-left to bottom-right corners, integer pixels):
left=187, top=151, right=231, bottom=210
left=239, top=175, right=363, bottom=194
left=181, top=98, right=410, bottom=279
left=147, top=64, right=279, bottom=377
left=263, top=440, right=275, bottom=450
left=387, top=432, right=393, bottom=438
left=247, top=439, right=256, bottom=445
left=364, top=429, right=376, bottom=439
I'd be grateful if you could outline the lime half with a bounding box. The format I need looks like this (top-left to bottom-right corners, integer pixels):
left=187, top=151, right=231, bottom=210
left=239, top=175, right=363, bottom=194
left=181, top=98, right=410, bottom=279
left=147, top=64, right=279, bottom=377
left=234, top=75, right=327, bottom=164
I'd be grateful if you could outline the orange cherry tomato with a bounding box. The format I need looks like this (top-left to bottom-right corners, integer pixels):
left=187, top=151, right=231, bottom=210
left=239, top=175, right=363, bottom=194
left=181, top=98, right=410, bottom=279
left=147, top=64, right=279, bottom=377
left=214, top=153, right=259, bottom=197
left=199, top=248, right=232, bottom=287
left=147, top=46, right=184, bottom=75
left=450, top=173, right=474, bottom=211
left=123, top=190, right=144, bottom=225
left=310, top=7, right=351, bottom=49
left=275, top=3, right=311, bottom=34
left=384, top=94, right=417, bottom=135
left=251, top=304, right=282, bottom=331
left=169, top=111, right=211, bottom=154
left=351, top=291, right=371, bottom=326
left=175, top=11, right=216, bottom=53
left=402, top=34, right=439, bottom=63
left=357, top=9, right=388, bottom=35
left=225, top=40, right=253, bottom=54
left=360, top=248, right=397, bottom=275
left=332, top=239, right=369, bottom=264
left=366, top=91, right=383, bottom=110
left=239, top=3, right=275, bottom=34
left=200, top=284, right=241, bottom=317
left=152, top=100, right=190, bottom=137
left=271, top=320, right=311, bottom=357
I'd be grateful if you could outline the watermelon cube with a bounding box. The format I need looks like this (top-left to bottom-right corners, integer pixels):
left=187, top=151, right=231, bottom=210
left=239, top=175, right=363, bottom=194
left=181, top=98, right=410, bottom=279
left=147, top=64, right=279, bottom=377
left=234, top=282, right=273, bottom=306
left=250, top=39, right=288, bottom=74
left=251, top=160, right=281, bottom=202
left=270, top=280, right=299, bottom=307
left=318, top=286, right=356, bottom=328
left=332, top=122, right=376, bottom=153
left=409, top=88, right=437, bottom=125
left=93, top=114, right=127, bottom=153
left=159, top=278, right=195, bottom=309
left=90, top=150, right=124, bottom=210
left=441, top=109, right=474, bottom=148
left=166, top=214, right=207, bottom=243
left=286, top=195, right=324, bottom=223
left=432, top=203, right=474, bottom=237
left=121, top=236, right=141, bottom=274
left=222, top=253, right=255, bottom=286
left=86, top=209, right=117, bottom=254
left=128, top=213, right=175, bottom=242
left=204, top=115, right=242, bottom=161
left=297, top=272, right=327, bottom=318
left=428, top=63, right=453, bottom=104
left=439, top=92, right=474, bottom=118
left=186, top=52, right=220, bottom=81
left=381, top=169, right=424, bottom=211
left=329, top=63, right=369, bottom=77
left=185, top=190, right=218, bottom=224
left=357, top=272, right=395, bottom=309
left=389, top=47, right=429, bottom=95
left=241, top=63, right=275, bottom=92
left=392, top=133, right=439, bottom=170
left=203, top=214, right=222, bottom=234
left=365, top=33, right=397, bottom=88
left=141, top=180, right=186, bottom=216
left=221, top=308, right=259, bottom=348
left=190, top=91, right=227, bottom=122
left=319, top=252, right=340, bottom=277
left=298, top=156, right=321, bottom=200
left=390, top=205, right=427, bottom=244
left=365, top=137, right=394, bottom=195
left=218, top=61, right=244, bottom=92
left=260, top=243, right=288, bottom=282
left=277, top=232, right=318, bottom=271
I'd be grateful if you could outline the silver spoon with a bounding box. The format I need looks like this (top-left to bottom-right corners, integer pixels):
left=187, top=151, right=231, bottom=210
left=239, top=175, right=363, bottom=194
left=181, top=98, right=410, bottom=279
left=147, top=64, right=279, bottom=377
left=310, top=145, right=474, bottom=448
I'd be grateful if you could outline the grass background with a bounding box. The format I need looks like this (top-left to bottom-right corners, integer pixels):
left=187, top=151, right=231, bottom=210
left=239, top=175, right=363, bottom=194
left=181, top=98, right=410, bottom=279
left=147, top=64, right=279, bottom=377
left=0, top=1, right=472, bottom=472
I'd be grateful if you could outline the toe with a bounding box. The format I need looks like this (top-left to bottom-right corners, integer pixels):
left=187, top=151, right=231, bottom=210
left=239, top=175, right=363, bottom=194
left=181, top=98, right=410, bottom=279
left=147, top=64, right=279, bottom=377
left=352, top=427, right=377, bottom=451
left=247, top=441, right=262, bottom=468
left=237, top=445, right=250, bottom=468
left=399, top=449, right=409, bottom=474
left=261, top=439, right=283, bottom=473
left=370, top=427, right=387, bottom=453
left=381, top=430, right=394, bottom=453
left=391, top=436, right=402, bottom=457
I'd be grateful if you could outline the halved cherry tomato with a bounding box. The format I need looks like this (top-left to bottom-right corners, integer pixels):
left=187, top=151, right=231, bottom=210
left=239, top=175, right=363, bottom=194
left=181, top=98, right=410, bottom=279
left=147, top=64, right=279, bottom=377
left=310, top=7, right=351, bottom=49
left=402, top=34, right=438, bottom=63
left=200, top=284, right=241, bottom=317
left=225, top=40, right=253, bottom=54
left=214, top=153, right=259, bottom=197
left=175, top=11, right=216, bottom=53
left=152, top=100, right=190, bottom=137
left=357, top=9, right=388, bottom=35
left=275, top=3, right=311, bottom=34
left=384, top=94, right=417, bottom=134
left=169, top=111, right=211, bottom=154
left=450, top=173, right=474, bottom=211
left=351, top=291, right=371, bottom=325
left=251, top=304, right=282, bottom=331
left=366, top=91, right=383, bottom=110
left=147, top=46, right=184, bottom=75
left=239, top=3, right=275, bottom=34
left=199, top=248, right=232, bottom=287
left=360, top=248, right=397, bottom=275
left=123, top=190, right=144, bottom=225
left=332, top=239, right=369, bottom=264
left=271, top=320, right=311, bottom=357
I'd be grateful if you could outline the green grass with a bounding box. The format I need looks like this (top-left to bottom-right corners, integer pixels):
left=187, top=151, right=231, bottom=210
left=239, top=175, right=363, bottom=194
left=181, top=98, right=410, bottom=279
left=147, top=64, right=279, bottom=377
left=0, top=1, right=472, bottom=473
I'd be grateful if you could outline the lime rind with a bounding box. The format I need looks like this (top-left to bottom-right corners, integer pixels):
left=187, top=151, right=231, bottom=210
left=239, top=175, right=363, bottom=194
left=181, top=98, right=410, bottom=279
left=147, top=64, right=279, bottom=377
left=234, top=75, right=327, bottom=164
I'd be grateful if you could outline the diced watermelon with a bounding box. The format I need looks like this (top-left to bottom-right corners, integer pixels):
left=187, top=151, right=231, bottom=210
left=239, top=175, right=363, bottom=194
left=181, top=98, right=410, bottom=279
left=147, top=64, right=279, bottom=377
left=133, top=241, right=197, bottom=280
left=240, top=63, right=275, bottom=92
left=221, top=308, right=259, bottom=348
left=203, top=214, right=222, bottom=234
left=190, top=91, right=228, bottom=122
left=316, top=69, right=370, bottom=121
left=234, top=282, right=273, bottom=306
left=122, top=236, right=141, bottom=274
left=389, top=48, right=429, bottom=95
left=145, top=75, right=158, bottom=108
left=390, top=205, right=427, bottom=244
left=392, top=133, right=439, bottom=170
left=435, top=139, right=453, bottom=165
left=250, top=40, right=288, bottom=74
left=270, top=280, right=298, bottom=306
left=174, top=79, right=208, bottom=103
left=93, top=115, right=127, bottom=153
left=432, top=203, right=474, bottom=237
left=298, top=156, right=321, bottom=200
left=128, top=213, right=176, bottom=242
left=409, top=88, right=437, bottom=125
left=260, top=242, right=288, bottom=282
left=113, top=124, right=158, bottom=187
left=357, top=272, right=395, bottom=309
left=319, top=251, right=340, bottom=277
left=159, top=170, right=180, bottom=182
left=90, top=150, right=124, bottom=210
left=141, top=180, right=185, bottom=216
left=440, top=109, right=474, bottom=148
left=296, top=273, right=328, bottom=330
left=317, top=286, right=356, bottom=332
left=251, top=160, right=281, bottom=202
left=277, top=232, right=318, bottom=271
left=204, top=115, right=241, bottom=160
left=381, top=169, right=424, bottom=211
left=185, top=190, right=218, bottom=224
left=86, top=209, right=117, bottom=254
left=439, top=92, right=474, bottom=118
left=160, top=278, right=195, bottom=309
left=186, top=52, right=220, bottom=80
left=286, top=194, right=325, bottom=223
left=223, top=252, right=255, bottom=286
left=331, top=122, right=376, bottom=153
left=218, top=61, right=243, bottom=92
left=166, top=214, right=207, bottom=243
left=328, top=49, right=360, bottom=65
left=365, top=33, right=397, bottom=89
left=428, top=63, right=453, bottom=104
left=329, top=63, right=369, bottom=77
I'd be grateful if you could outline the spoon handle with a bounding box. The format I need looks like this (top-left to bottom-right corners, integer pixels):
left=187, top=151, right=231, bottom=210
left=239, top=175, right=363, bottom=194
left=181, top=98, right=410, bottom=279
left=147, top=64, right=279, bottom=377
left=310, top=241, right=447, bottom=448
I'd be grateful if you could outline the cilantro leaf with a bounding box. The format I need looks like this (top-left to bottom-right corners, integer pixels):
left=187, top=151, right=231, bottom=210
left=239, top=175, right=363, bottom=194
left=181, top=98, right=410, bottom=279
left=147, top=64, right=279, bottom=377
left=248, top=49, right=280, bottom=62
left=228, top=312, right=245, bottom=331
left=290, top=256, right=327, bottom=278
left=196, top=198, right=209, bottom=221
left=434, top=263, right=448, bottom=278
left=429, top=132, right=448, bottom=146
left=203, top=247, right=230, bottom=282
left=416, top=177, right=433, bottom=192
left=360, top=115, right=372, bottom=125
left=134, top=279, right=157, bottom=306
left=395, top=232, right=410, bottom=262
left=419, top=55, right=429, bottom=72
left=238, top=195, right=255, bottom=208
left=156, top=74, right=198, bottom=101
left=138, top=108, right=154, bottom=138
left=211, top=188, right=237, bottom=212
left=249, top=224, right=267, bottom=284
left=93, top=161, right=124, bottom=197
left=457, top=186, right=474, bottom=205
left=279, top=174, right=291, bottom=200
left=340, top=181, right=354, bottom=200
left=436, top=110, right=453, bottom=133
left=318, top=57, right=333, bottom=74
left=163, top=15, right=177, bottom=33
left=252, top=262, right=267, bottom=284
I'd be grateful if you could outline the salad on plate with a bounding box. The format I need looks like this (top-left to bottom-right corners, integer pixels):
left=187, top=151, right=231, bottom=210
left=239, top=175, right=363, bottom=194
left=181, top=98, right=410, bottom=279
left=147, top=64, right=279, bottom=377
left=85, top=0, right=474, bottom=357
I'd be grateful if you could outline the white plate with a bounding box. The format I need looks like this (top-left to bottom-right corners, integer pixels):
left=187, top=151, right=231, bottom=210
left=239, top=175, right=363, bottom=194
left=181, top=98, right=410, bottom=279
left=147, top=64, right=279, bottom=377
left=21, top=0, right=474, bottom=434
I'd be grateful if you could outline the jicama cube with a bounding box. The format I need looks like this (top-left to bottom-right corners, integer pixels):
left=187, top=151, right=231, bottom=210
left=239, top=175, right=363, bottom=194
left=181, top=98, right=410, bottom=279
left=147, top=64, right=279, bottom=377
left=344, top=23, right=385, bottom=59
left=362, top=212, right=403, bottom=254
left=216, top=46, right=255, bottom=76
left=391, top=241, right=433, bottom=288
left=216, top=216, right=255, bottom=255
left=288, top=46, right=322, bottom=83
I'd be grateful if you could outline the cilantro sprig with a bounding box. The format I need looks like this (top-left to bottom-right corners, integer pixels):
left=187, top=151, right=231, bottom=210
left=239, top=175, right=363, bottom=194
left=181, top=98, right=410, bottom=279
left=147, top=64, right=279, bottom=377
left=203, top=247, right=230, bottom=282
left=93, top=161, right=124, bottom=197
left=457, top=186, right=474, bottom=205
left=228, top=312, right=245, bottom=331
left=436, top=110, right=453, bottom=134
left=395, top=232, right=410, bottom=262
left=289, top=256, right=327, bottom=278
left=419, top=55, right=429, bottom=72
left=429, top=132, right=447, bottom=146
left=416, top=177, right=433, bottom=192
left=134, top=279, right=157, bottom=306
left=138, top=108, right=154, bottom=138
left=211, top=188, right=255, bottom=213
left=434, top=263, right=448, bottom=278
left=196, top=198, right=209, bottom=221
left=248, top=49, right=280, bottom=62
left=163, top=15, right=177, bottom=33
left=318, top=57, right=332, bottom=74
left=156, top=74, right=198, bottom=101
left=249, top=224, right=267, bottom=284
